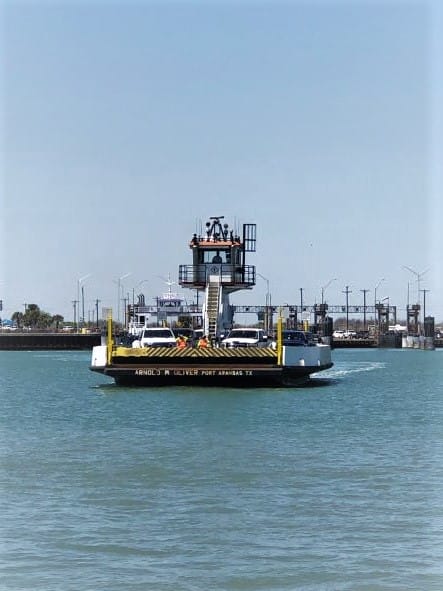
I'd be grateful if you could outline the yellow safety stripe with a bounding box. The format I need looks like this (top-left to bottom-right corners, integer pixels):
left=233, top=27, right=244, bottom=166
left=113, top=346, right=277, bottom=359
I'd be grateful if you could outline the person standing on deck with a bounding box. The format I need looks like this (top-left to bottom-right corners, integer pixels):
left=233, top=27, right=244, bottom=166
left=176, top=335, right=187, bottom=348
left=198, top=335, right=210, bottom=348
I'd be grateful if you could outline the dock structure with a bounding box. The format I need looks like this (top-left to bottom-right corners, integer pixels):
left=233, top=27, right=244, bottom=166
left=0, top=332, right=101, bottom=350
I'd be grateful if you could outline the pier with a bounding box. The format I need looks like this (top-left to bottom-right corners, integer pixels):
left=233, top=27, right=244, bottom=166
left=0, top=332, right=101, bottom=350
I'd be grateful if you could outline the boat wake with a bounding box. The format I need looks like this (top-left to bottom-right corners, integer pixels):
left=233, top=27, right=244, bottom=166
left=316, top=361, right=386, bottom=380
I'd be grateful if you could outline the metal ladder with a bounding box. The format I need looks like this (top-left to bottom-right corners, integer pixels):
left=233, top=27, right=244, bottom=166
left=206, top=279, right=221, bottom=341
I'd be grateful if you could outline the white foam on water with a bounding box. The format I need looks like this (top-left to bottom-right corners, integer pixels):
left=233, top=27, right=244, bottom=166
left=318, top=361, right=386, bottom=379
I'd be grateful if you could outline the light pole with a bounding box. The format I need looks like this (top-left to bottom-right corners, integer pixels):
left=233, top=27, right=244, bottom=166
left=299, top=288, right=304, bottom=329
left=95, top=298, right=100, bottom=330
left=402, top=265, right=429, bottom=304
left=342, top=285, right=352, bottom=332
left=374, top=277, right=385, bottom=321
left=72, top=300, right=78, bottom=328
left=403, top=266, right=429, bottom=331
left=419, top=289, right=430, bottom=335
left=382, top=296, right=390, bottom=329
left=374, top=278, right=385, bottom=334
left=360, top=288, right=370, bottom=331
left=374, top=278, right=385, bottom=307
left=123, top=293, right=130, bottom=329
left=116, top=273, right=132, bottom=323
left=82, top=286, right=85, bottom=327
left=321, top=278, right=337, bottom=304
left=257, top=273, right=271, bottom=332
left=77, top=274, right=91, bottom=331
left=380, top=296, right=390, bottom=334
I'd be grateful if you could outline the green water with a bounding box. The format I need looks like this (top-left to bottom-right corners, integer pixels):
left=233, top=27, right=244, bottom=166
left=1, top=349, right=443, bottom=590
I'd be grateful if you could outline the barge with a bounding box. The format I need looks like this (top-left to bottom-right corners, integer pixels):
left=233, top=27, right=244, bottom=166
left=90, top=215, right=332, bottom=386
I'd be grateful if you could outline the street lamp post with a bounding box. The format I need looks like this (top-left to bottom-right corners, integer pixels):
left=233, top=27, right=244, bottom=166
left=374, top=277, right=385, bottom=330
left=257, top=273, right=271, bottom=333
left=82, top=286, right=85, bottom=328
left=95, top=298, right=100, bottom=330
left=123, top=293, right=130, bottom=329
left=321, top=278, right=337, bottom=304
left=116, top=273, right=132, bottom=323
left=72, top=300, right=78, bottom=328
left=300, top=288, right=304, bottom=329
left=402, top=265, right=429, bottom=305
left=374, top=278, right=385, bottom=308
left=360, top=288, right=370, bottom=331
left=419, top=289, right=430, bottom=335
left=77, top=274, right=91, bottom=332
left=342, top=285, right=352, bottom=332
left=382, top=296, right=390, bottom=330
left=403, top=266, right=430, bottom=331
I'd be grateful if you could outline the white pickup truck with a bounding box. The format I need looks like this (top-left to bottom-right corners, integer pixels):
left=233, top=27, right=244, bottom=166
left=132, top=327, right=177, bottom=348
left=221, top=328, right=269, bottom=348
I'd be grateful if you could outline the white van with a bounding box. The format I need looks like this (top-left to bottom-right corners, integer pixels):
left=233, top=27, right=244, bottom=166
left=221, top=328, right=269, bottom=348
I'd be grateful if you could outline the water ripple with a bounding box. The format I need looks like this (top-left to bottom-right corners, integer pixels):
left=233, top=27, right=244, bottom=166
left=1, top=349, right=443, bottom=590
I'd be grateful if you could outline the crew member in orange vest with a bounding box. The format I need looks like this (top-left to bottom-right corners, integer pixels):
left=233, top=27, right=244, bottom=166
left=198, top=335, right=210, bottom=348
left=176, top=335, right=187, bottom=348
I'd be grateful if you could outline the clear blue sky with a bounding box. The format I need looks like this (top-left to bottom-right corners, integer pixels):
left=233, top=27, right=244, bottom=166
left=1, top=0, right=442, bottom=323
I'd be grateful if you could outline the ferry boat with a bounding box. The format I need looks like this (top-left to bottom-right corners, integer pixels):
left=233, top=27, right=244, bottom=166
left=90, top=216, right=333, bottom=386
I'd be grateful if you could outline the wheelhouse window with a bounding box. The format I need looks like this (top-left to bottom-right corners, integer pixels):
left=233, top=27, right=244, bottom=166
left=198, top=250, right=229, bottom=264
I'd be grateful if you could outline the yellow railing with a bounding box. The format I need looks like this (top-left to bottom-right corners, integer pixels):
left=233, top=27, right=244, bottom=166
left=277, top=313, right=283, bottom=366
left=107, top=312, right=113, bottom=366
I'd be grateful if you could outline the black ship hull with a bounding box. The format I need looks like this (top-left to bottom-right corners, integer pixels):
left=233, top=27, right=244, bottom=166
left=91, top=361, right=333, bottom=387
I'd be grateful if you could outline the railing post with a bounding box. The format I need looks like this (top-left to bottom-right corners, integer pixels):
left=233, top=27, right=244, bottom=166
left=277, top=312, right=283, bottom=366
left=107, top=312, right=113, bottom=366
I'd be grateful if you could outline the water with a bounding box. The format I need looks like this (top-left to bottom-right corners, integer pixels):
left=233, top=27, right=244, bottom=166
left=1, top=348, right=443, bottom=590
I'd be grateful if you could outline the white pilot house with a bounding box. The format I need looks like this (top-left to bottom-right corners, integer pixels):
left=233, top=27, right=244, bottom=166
left=178, top=216, right=257, bottom=340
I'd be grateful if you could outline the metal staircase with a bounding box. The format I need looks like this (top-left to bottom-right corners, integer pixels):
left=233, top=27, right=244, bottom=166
left=205, top=280, right=221, bottom=340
